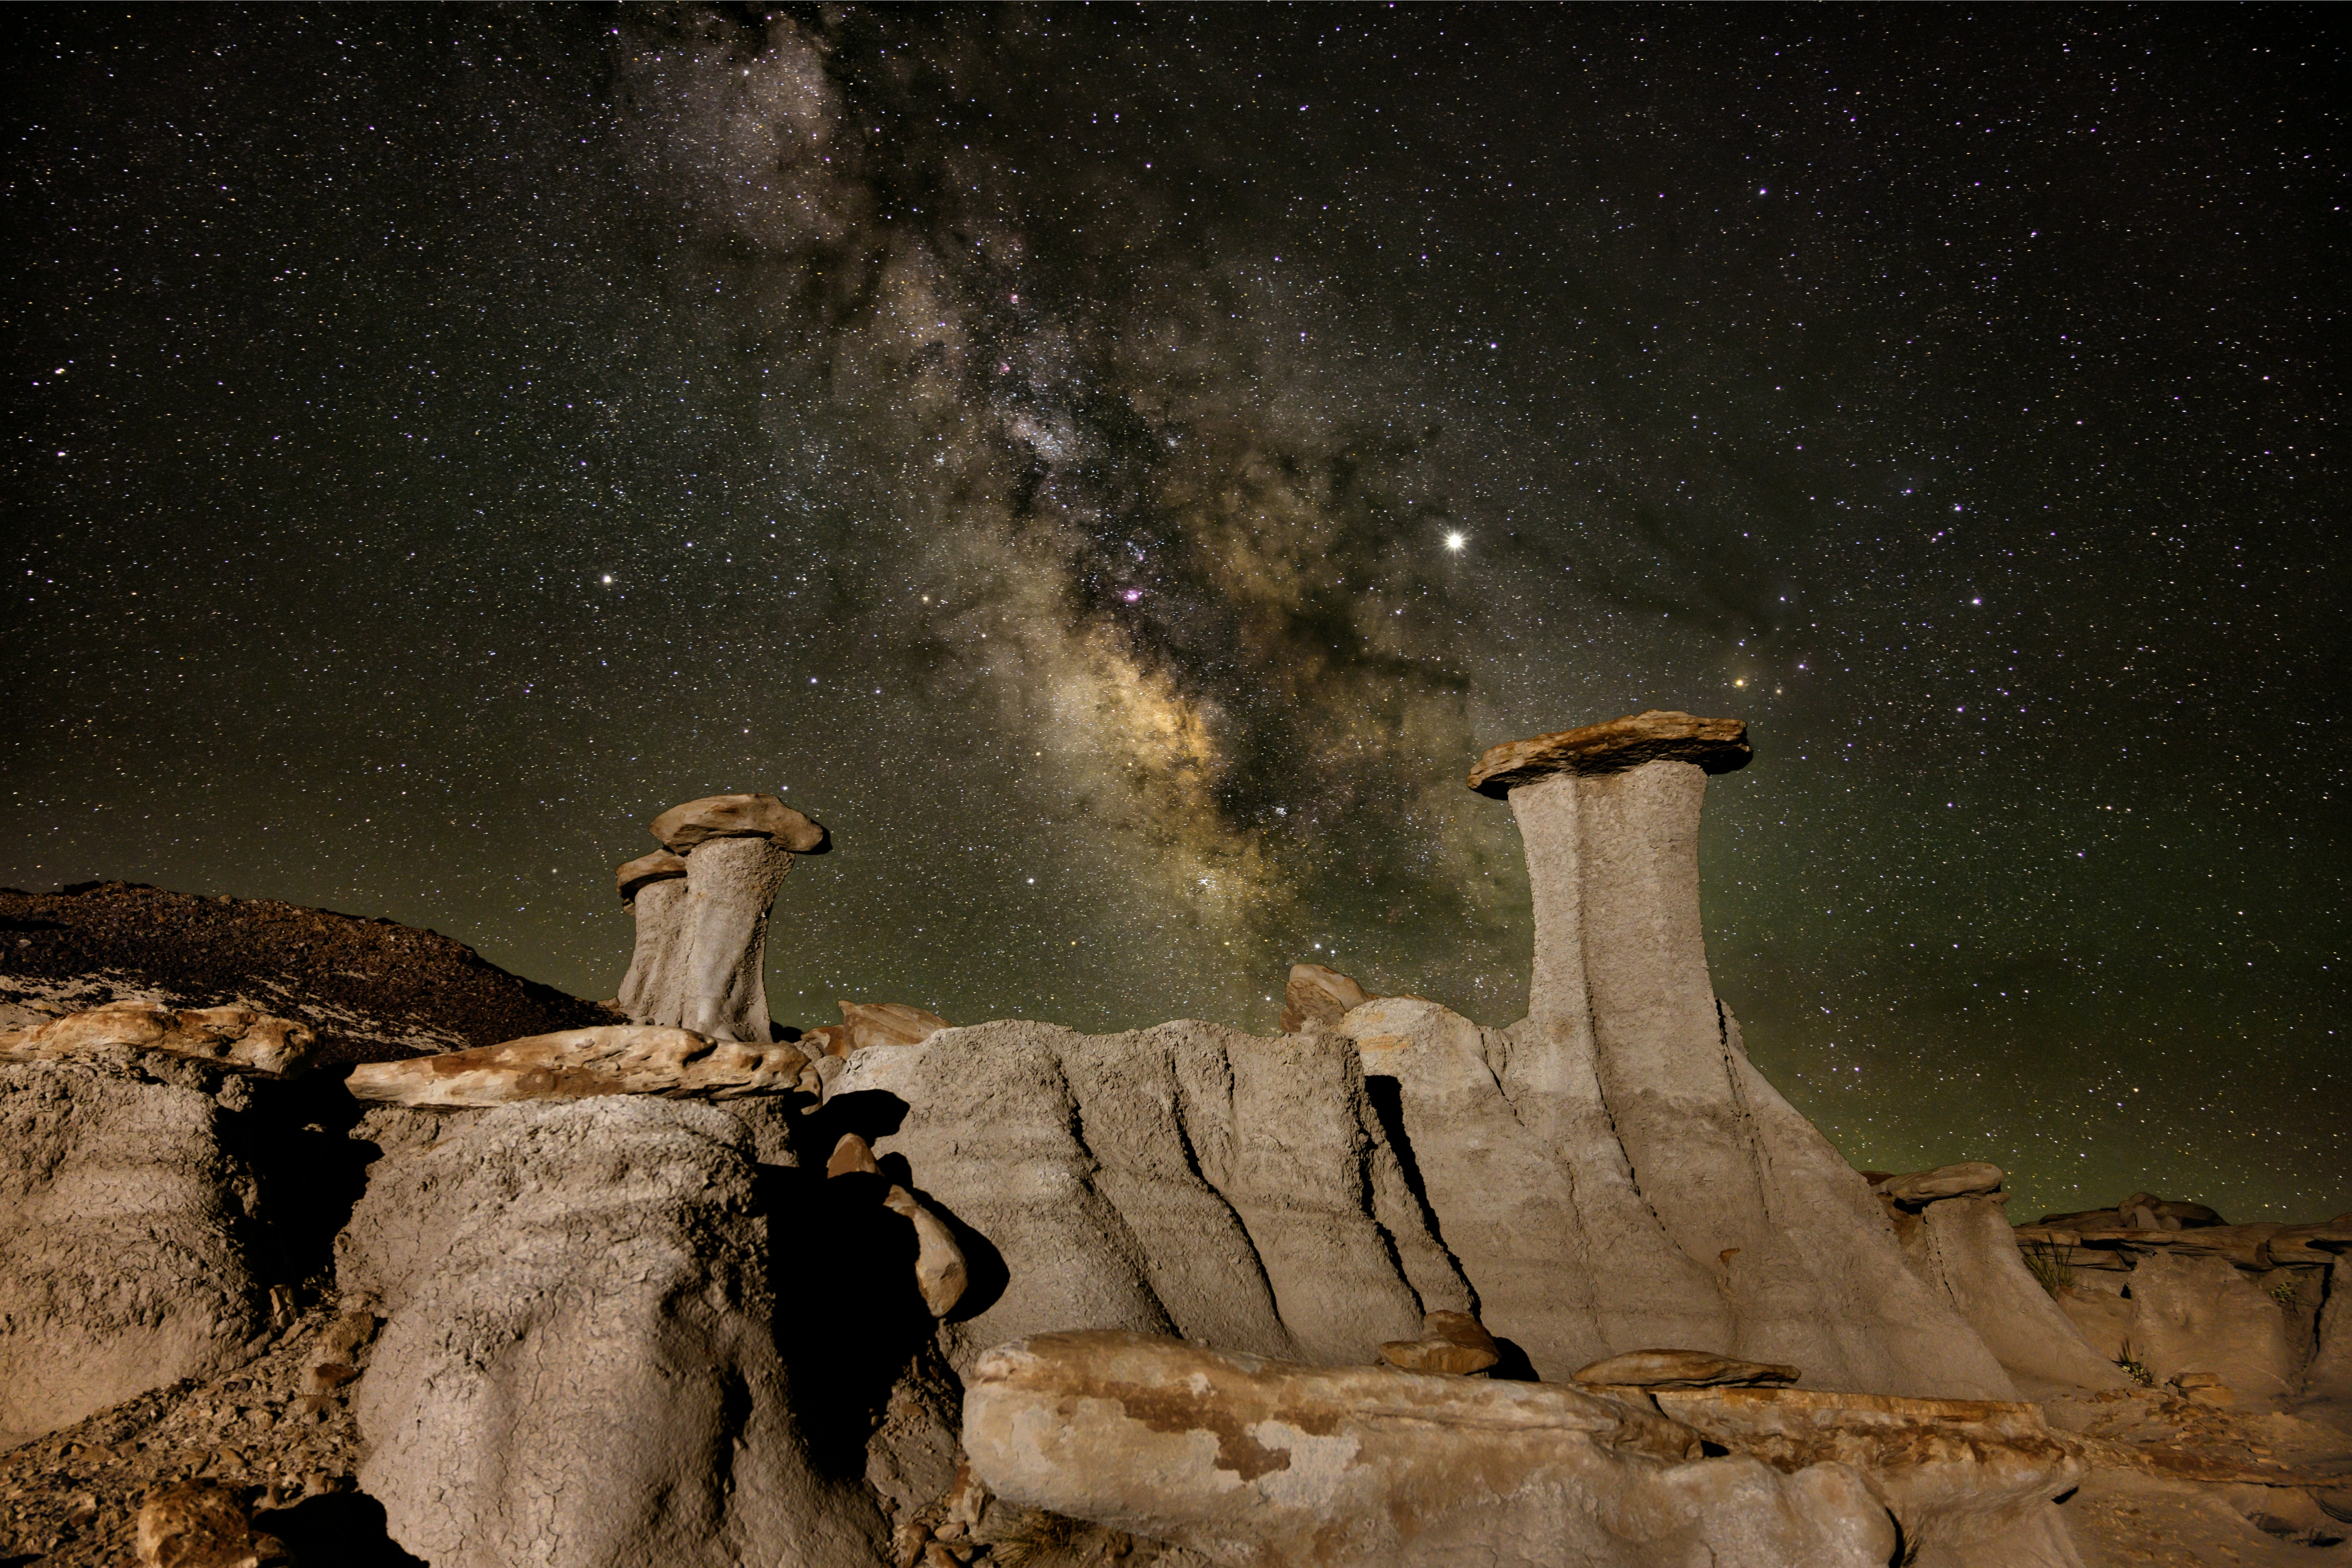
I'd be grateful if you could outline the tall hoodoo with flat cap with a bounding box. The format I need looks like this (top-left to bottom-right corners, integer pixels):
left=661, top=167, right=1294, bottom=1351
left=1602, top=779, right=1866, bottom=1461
left=629, top=793, right=829, bottom=1043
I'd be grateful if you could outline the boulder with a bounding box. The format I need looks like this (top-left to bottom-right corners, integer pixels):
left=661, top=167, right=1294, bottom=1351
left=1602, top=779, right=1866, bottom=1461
left=1648, top=1386, right=2088, bottom=1568
left=2125, top=1252, right=2301, bottom=1408
left=1, top=999, right=314, bottom=1078
left=338, top=1096, right=882, bottom=1568
left=342, top=1024, right=815, bottom=1108
left=1277, top=964, right=1376, bottom=1034
left=964, top=1329, right=1901, bottom=1568
left=827, top=1130, right=882, bottom=1177
left=0, top=1061, right=269, bottom=1450
left=830, top=1017, right=1472, bottom=1374
left=803, top=1000, right=953, bottom=1058
left=1894, top=1195, right=2130, bottom=1393
left=1572, top=1351, right=1800, bottom=1389
left=1380, top=1311, right=1501, bottom=1376
left=1874, top=1162, right=2005, bottom=1206
left=134, top=1480, right=289, bottom=1568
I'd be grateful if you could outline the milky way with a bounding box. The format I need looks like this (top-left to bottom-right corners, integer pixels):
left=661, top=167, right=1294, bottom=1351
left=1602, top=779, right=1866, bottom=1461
left=4, top=6, right=2343, bottom=1219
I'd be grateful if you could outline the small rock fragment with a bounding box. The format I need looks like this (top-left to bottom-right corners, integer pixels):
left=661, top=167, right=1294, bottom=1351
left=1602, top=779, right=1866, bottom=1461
left=884, top=1184, right=970, bottom=1316
left=829, top=1132, right=882, bottom=1178
left=1379, top=1310, right=1501, bottom=1376
left=135, top=1480, right=269, bottom=1568
left=1571, top=1349, right=1801, bottom=1389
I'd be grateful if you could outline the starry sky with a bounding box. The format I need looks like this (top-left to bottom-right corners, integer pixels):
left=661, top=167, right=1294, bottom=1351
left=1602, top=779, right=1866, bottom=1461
left=5, top=6, right=2343, bottom=1220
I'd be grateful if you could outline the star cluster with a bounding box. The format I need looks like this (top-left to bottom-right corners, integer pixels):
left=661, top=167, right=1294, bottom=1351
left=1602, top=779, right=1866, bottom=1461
left=4, top=7, right=2342, bottom=1218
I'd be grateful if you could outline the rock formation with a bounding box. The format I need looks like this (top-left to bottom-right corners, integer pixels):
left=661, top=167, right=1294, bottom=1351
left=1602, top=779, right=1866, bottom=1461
left=620, top=792, right=827, bottom=1043
left=803, top=999, right=953, bottom=1058
left=1571, top=1351, right=1800, bottom=1389
left=963, top=1329, right=1903, bottom=1568
left=1276, top=964, right=1376, bottom=1034
left=342, top=1023, right=817, bottom=1108
left=338, top=1096, right=883, bottom=1568
left=1, top=999, right=314, bottom=1077
left=613, top=850, right=688, bottom=1026
left=0, top=1059, right=272, bottom=1451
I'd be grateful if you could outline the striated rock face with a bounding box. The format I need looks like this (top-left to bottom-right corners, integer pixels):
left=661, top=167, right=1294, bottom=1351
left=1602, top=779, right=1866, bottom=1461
left=1, top=999, right=314, bottom=1077
left=1649, top=1387, right=2088, bottom=1568
left=2121, top=1252, right=2303, bottom=1408
left=614, top=851, right=689, bottom=1027
left=339, top=1096, right=883, bottom=1568
left=0, top=1061, right=269, bottom=1451
left=963, top=1329, right=1902, bottom=1568
left=1895, top=1195, right=2133, bottom=1395
left=830, top=1017, right=1472, bottom=1373
left=341, top=1024, right=815, bottom=1108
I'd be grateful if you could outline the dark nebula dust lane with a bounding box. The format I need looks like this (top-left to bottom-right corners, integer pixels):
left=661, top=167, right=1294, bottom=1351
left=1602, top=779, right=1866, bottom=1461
left=3, top=6, right=2343, bottom=1219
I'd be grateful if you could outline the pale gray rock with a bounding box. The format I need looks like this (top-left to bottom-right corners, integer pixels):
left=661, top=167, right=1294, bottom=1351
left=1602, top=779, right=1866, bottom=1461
left=614, top=852, right=688, bottom=1026
left=674, top=835, right=796, bottom=1043
left=1894, top=1195, right=2131, bottom=1393
left=964, top=1329, right=1902, bottom=1568
left=1572, top=1351, right=1800, bottom=1389
left=2125, top=1252, right=2302, bottom=1408
left=1649, top=1386, right=2088, bottom=1568
left=339, top=1096, right=882, bottom=1568
left=1876, top=1161, right=2006, bottom=1206
left=341, top=1024, right=814, bottom=1108
left=0, top=1061, right=268, bottom=1450
left=1, top=999, right=314, bottom=1078
left=830, top=1017, right=1472, bottom=1374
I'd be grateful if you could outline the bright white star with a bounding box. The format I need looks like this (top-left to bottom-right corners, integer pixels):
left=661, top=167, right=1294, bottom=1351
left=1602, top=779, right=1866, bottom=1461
left=1443, top=531, right=1466, bottom=552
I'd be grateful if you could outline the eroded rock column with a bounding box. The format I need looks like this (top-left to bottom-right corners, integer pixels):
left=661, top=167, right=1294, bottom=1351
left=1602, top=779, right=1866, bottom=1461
left=631, top=793, right=828, bottom=1043
left=614, top=850, right=688, bottom=1024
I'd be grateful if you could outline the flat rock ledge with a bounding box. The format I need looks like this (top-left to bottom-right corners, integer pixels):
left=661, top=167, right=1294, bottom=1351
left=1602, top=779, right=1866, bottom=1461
left=1572, top=1349, right=1801, bottom=1389
left=964, top=1329, right=1902, bottom=1568
left=0, top=999, right=315, bottom=1078
left=343, top=1024, right=815, bottom=1108
left=1468, top=709, right=1751, bottom=796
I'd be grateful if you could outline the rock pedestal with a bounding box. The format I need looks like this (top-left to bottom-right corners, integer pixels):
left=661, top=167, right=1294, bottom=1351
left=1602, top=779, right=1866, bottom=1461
left=614, top=851, right=688, bottom=1025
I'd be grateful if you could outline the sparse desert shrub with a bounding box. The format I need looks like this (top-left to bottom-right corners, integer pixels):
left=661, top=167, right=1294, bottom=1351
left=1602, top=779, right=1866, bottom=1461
left=2021, top=1239, right=2076, bottom=1296
left=2115, top=1344, right=2155, bottom=1387
left=2271, top=1278, right=2300, bottom=1307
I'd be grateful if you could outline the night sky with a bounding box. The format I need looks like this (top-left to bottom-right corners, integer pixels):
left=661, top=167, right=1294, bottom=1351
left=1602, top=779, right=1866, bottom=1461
left=6, top=6, right=2343, bottom=1221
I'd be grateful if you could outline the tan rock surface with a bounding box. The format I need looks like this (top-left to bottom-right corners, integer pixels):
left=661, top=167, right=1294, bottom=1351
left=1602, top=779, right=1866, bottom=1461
left=1572, top=1350, right=1800, bottom=1389
left=2266, top=1214, right=2352, bottom=1266
left=882, top=1184, right=971, bottom=1318
left=827, top=1131, right=882, bottom=1177
left=1650, top=1386, right=2087, bottom=1566
left=804, top=1000, right=953, bottom=1058
left=614, top=850, right=688, bottom=899
left=342, top=1025, right=813, bottom=1108
left=964, top=1329, right=1902, bottom=1568
left=1874, top=1161, right=2005, bottom=1206
left=1379, top=1310, right=1501, bottom=1376
left=133, top=1480, right=287, bottom=1568
left=1468, top=709, right=1751, bottom=796
left=1, top=1000, right=315, bottom=1078
left=1276, top=964, right=1376, bottom=1034
left=649, top=791, right=829, bottom=853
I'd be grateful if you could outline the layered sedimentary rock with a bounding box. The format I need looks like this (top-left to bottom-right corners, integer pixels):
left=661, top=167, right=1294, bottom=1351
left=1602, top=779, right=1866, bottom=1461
left=1, top=999, right=315, bottom=1077
left=0, top=1061, right=270, bottom=1450
left=342, top=1024, right=815, bottom=1108
left=621, top=793, right=828, bottom=1043
left=802, top=999, right=953, bottom=1058
left=339, top=1097, right=882, bottom=1568
left=1316, top=711, right=2019, bottom=1397
left=963, top=1329, right=1902, bottom=1568
left=830, top=1017, right=1472, bottom=1373
left=1896, top=1195, right=2132, bottom=1395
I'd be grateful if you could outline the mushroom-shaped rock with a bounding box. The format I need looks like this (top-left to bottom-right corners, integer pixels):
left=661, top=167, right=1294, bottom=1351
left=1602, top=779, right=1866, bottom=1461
left=804, top=1000, right=952, bottom=1058
left=883, top=1183, right=969, bottom=1316
left=1574, top=1350, right=1801, bottom=1390
left=1379, top=1310, right=1501, bottom=1376
left=614, top=852, right=690, bottom=1026
left=650, top=791, right=829, bottom=854
left=1, top=999, right=315, bottom=1078
left=1277, top=963, right=1377, bottom=1034
left=631, top=792, right=827, bottom=1043
left=343, top=1025, right=812, bottom=1108
left=1467, top=708, right=1751, bottom=798
left=1873, top=1160, right=2004, bottom=1207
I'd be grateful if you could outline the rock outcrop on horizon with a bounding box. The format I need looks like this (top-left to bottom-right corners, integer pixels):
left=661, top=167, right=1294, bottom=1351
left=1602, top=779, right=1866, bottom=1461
left=343, top=1023, right=818, bottom=1108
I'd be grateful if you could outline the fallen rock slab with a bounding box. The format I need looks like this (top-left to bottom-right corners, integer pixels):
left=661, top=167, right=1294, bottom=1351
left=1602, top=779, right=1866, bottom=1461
left=1, top=999, right=315, bottom=1078
left=1572, top=1350, right=1800, bottom=1389
left=964, top=1329, right=1901, bottom=1568
left=1650, top=1386, right=2086, bottom=1567
left=342, top=1024, right=814, bottom=1108
left=1874, top=1161, right=2004, bottom=1207
left=1277, top=964, right=1376, bottom=1034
